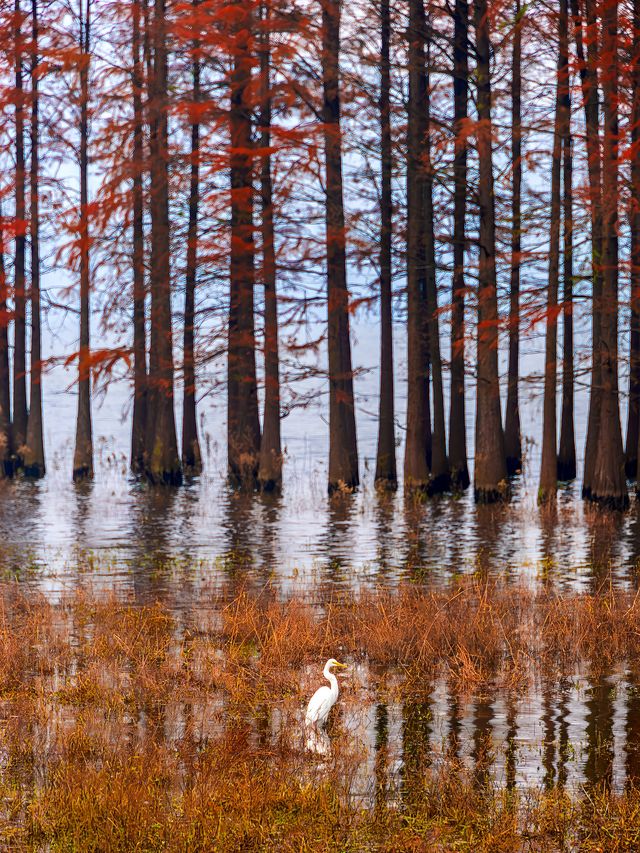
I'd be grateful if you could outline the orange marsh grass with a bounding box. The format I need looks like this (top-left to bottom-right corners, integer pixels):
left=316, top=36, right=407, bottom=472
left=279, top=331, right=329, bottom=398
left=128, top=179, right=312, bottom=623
left=0, top=577, right=640, bottom=849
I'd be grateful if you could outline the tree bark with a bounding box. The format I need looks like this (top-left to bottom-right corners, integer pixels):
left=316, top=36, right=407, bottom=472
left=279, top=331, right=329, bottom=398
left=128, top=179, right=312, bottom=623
left=558, top=15, right=576, bottom=481
left=404, top=0, right=431, bottom=491
left=0, top=206, right=11, bottom=474
left=23, top=0, right=45, bottom=478
left=227, top=0, right=261, bottom=487
left=504, top=0, right=522, bottom=475
left=572, top=0, right=603, bottom=499
left=539, top=0, right=567, bottom=504
left=630, top=0, right=640, bottom=481
left=448, top=0, right=469, bottom=491
left=257, top=0, right=283, bottom=491
left=144, top=0, right=182, bottom=484
left=131, top=0, right=147, bottom=473
left=182, top=0, right=202, bottom=475
left=13, top=0, right=27, bottom=469
left=473, top=0, right=508, bottom=502
left=73, top=0, right=93, bottom=481
left=374, top=0, right=396, bottom=489
left=590, top=0, right=627, bottom=508
left=322, top=0, right=359, bottom=492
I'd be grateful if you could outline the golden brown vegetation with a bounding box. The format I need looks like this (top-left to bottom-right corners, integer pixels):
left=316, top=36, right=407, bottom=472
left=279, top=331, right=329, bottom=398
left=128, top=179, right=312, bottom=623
left=1, top=577, right=640, bottom=849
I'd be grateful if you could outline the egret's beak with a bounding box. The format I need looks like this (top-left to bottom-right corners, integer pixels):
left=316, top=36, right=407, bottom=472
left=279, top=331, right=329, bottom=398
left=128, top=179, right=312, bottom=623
left=335, top=662, right=348, bottom=669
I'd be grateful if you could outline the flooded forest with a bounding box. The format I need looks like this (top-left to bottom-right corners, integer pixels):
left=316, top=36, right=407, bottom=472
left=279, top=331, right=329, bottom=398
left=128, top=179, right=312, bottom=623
left=1, top=0, right=640, bottom=848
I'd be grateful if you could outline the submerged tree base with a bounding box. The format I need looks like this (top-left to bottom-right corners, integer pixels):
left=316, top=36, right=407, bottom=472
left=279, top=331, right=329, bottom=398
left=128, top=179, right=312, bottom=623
left=557, top=458, right=576, bottom=481
left=259, top=476, right=282, bottom=493
left=182, top=463, right=202, bottom=479
left=327, top=477, right=358, bottom=495
left=505, top=455, right=522, bottom=476
left=374, top=474, right=398, bottom=492
left=403, top=477, right=430, bottom=496
left=22, top=462, right=45, bottom=479
left=538, top=485, right=557, bottom=506
left=182, top=443, right=202, bottom=477
left=182, top=458, right=203, bottom=479
left=449, top=464, right=470, bottom=493
left=72, top=463, right=94, bottom=482
left=258, top=450, right=283, bottom=493
left=229, top=470, right=259, bottom=491
left=144, top=468, right=183, bottom=486
left=427, top=471, right=451, bottom=496
left=474, top=482, right=510, bottom=504
left=586, top=491, right=630, bottom=511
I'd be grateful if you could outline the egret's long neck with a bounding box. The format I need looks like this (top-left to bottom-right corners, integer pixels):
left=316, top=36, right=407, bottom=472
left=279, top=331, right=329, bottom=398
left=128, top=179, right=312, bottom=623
left=324, top=665, right=339, bottom=700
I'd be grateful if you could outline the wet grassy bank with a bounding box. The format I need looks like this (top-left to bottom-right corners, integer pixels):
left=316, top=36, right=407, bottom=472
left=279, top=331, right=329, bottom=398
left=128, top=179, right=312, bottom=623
left=1, top=576, right=640, bottom=849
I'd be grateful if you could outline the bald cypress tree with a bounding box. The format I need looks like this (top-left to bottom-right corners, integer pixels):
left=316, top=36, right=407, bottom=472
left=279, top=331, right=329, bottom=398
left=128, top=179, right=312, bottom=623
left=374, top=0, right=396, bottom=489
left=0, top=208, right=10, bottom=475
left=539, top=0, right=568, bottom=504
left=629, top=0, right=640, bottom=482
left=590, top=0, right=627, bottom=508
left=573, top=0, right=603, bottom=500
left=227, top=0, right=261, bottom=486
left=505, top=0, right=523, bottom=476
left=181, top=0, right=203, bottom=476
left=23, top=0, right=45, bottom=479
left=449, top=0, right=469, bottom=491
left=13, top=0, right=27, bottom=469
left=73, top=0, right=93, bottom=481
left=257, top=0, right=283, bottom=491
left=473, top=0, right=507, bottom=502
left=424, top=32, right=449, bottom=494
left=404, top=0, right=431, bottom=491
left=144, top=0, right=182, bottom=484
left=558, top=2, right=575, bottom=482
left=130, top=0, right=147, bottom=474
left=322, top=0, right=359, bottom=492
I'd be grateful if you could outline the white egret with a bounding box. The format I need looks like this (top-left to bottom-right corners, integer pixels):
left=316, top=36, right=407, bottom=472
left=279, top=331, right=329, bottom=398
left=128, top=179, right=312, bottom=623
left=305, top=658, right=347, bottom=730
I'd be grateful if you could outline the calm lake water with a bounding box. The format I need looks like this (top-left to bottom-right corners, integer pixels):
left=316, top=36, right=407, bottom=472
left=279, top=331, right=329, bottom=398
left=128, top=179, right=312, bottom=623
left=325, top=665, right=640, bottom=799
left=2, top=321, right=640, bottom=798
left=0, top=322, right=637, bottom=596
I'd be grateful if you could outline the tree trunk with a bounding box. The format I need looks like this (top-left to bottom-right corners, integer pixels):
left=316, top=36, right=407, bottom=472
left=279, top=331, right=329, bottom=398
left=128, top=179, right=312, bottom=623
left=73, top=0, right=93, bottom=481
left=144, top=0, right=182, bottom=484
left=590, top=0, right=627, bottom=508
left=374, top=0, right=396, bottom=489
left=182, top=0, right=202, bottom=475
left=131, top=0, right=147, bottom=473
left=448, top=0, right=469, bottom=491
left=23, top=0, right=45, bottom=478
left=227, top=0, right=261, bottom=487
left=572, top=0, right=603, bottom=499
left=504, top=0, right=522, bottom=475
left=322, top=0, right=359, bottom=492
left=0, top=206, right=11, bottom=474
left=558, top=16, right=576, bottom=481
left=13, top=0, right=27, bottom=469
left=424, top=35, right=448, bottom=494
left=404, top=0, right=431, bottom=491
left=539, top=0, right=567, bottom=504
left=257, top=0, right=282, bottom=491
left=630, top=0, right=640, bottom=481
left=473, top=0, right=508, bottom=502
